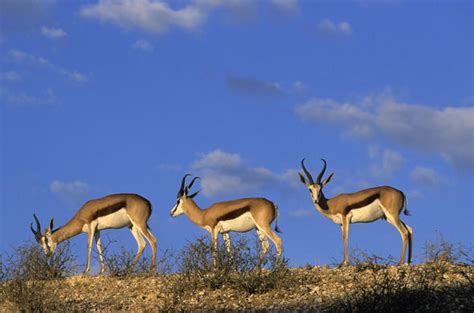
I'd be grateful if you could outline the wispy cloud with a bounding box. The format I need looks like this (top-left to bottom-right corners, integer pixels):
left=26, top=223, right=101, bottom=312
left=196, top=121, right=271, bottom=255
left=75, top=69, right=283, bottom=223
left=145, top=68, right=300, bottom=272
left=50, top=180, right=90, bottom=203
left=1, top=88, right=57, bottom=107
left=226, top=76, right=283, bottom=97
left=41, top=26, right=67, bottom=39
left=0, top=71, right=21, bottom=81
left=367, top=146, right=404, bottom=179
left=411, top=166, right=441, bottom=186
left=295, top=92, right=474, bottom=170
left=289, top=208, right=313, bottom=218
left=8, top=49, right=87, bottom=83
left=317, top=18, right=352, bottom=36
left=190, top=149, right=297, bottom=197
left=132, top=39, right=154, bottom=52
left=270, top=0, right=300, bottom=16
left=226, top=75, right=305, bottom=97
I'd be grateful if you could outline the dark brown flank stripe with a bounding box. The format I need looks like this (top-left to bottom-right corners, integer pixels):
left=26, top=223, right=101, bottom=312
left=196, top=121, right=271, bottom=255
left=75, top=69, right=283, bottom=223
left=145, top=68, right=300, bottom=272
left=94, top=201, right=127, bottom=219
left=217, top=206, right=250, bottom=222
left=346, top=194, right=380, bottom=210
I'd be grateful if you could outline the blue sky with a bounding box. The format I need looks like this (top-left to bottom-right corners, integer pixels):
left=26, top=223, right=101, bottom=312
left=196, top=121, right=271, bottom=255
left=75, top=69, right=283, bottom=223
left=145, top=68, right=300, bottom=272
left=1, top=0, right=473, bottom=268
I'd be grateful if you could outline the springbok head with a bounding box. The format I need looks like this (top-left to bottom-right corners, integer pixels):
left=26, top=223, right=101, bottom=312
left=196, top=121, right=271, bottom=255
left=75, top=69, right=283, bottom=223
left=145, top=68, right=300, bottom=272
left=170, top=174, right=200, bottom=217
left=30, top=214, right=57, bottom=256
left=298, top=158, right=334, bottom=204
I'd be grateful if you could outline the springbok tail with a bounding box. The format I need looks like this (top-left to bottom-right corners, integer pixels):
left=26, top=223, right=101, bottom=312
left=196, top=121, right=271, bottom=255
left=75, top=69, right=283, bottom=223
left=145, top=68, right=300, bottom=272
left=274, top=204, right=282, bottom=233
left=403, top=193, right=411, bottom=216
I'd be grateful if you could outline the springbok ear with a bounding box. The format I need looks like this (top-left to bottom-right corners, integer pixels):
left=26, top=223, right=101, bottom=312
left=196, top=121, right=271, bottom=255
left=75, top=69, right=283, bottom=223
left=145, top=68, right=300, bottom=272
left=322, top=173, right=334, bottom=186
left=298, top=172, right=307, bottom=185
left=188, top=190, right=200, bottom=199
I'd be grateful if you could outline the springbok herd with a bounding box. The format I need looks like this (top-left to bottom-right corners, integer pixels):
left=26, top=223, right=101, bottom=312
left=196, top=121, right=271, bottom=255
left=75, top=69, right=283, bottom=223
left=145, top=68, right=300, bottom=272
left=31, top=159, right=413, bottom=273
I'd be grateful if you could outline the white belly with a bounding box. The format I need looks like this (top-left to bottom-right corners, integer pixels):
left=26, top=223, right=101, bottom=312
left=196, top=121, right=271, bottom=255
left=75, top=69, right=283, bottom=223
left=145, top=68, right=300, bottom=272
left=349, top=200, right=385, bottom=223
left=217, top=212, right=256, bottom=233
left=96, top=208, right=131, bottom=230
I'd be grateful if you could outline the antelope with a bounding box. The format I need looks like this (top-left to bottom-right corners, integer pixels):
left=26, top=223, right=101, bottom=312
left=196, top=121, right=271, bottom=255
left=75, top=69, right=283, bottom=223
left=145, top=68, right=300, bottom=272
left=298, top=159, right=413, bottom=266
left=31, top=193, right=157, bottom=274
left=170, top=174, right=283, bottom=264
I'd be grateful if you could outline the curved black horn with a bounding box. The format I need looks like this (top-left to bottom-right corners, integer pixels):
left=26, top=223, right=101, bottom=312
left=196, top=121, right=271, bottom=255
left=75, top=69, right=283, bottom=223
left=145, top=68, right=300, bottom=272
left=316, top=159, right=327, bottom=184
left=30, top=223, right=40, bottom=240
left=301, top=158, right=314, bottom=184
left=187, top=176, right=200, bottom=191
left=31, top=214, right=42, bottom=241
left=33, top=214, right=41, bottom=233
left=178, top=174, right=192, bottom=196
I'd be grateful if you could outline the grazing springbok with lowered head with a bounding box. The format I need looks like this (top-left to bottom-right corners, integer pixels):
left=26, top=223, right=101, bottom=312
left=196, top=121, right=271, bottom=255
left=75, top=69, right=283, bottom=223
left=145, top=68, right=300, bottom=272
left=298, top=159, right=413, bottom=266
left=170, top=174, right=283, bottom=264
left=31, top=193, right=157, bottom=274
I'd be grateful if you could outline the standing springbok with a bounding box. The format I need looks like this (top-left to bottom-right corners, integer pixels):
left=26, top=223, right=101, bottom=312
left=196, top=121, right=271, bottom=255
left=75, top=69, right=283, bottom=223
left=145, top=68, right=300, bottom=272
left=298, top=159, right=413, bottom=266
left=31, top=193, right=157, bottom=274
left=170, top=174, right=282, bottom=263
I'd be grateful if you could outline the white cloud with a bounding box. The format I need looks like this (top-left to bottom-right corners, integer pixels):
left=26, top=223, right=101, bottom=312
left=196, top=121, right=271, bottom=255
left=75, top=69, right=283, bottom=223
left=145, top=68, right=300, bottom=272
left=80, top=0, right=207, bottom=34
left=193, top=149, right=242, bottom=169
left=41, top=26, right=67, bottom=39
left=190, top=149, right=296, bottom=197
left=8, top=49, right=87, bottom=83
left=80, top=1, right=292, bottom=35
left=289, top=208, right=313, bottom=218
left=50, top=180, right=90, bottom=197
left=132, top=39, right=154, bottom=52
left=296, top=92, right=474, bottom=169
left=317, top=18, right=352, bottom=36
left=0, top=71, right=21, bottom=81
left=411, top=166, right=440, bottom=186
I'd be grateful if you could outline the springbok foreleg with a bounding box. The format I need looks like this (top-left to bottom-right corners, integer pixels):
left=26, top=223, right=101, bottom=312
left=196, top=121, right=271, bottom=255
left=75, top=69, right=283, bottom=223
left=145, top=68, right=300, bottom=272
left=340, top=216, right=350, bottom=267
left=211, top=227, right=219, bottom=266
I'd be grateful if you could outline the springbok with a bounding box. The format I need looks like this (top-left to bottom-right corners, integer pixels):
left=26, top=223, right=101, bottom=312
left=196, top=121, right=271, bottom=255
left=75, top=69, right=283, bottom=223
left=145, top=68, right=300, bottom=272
left=298, top=159, right=413, bottom=266
left=170, top=174, right=282, bottom=264
left=31, top=193, right=157, bottom=273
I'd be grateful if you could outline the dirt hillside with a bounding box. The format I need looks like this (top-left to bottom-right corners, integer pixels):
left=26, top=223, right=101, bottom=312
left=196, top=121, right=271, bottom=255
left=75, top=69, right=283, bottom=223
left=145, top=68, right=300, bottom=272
left=1, top=261, right=472, bottom=311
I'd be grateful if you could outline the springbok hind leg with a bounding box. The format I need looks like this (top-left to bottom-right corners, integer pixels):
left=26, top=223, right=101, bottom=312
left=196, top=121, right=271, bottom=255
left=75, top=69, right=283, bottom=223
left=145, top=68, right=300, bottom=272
left=129, top=225, right=146, bottom=273
left=401, top=221, right=413, bottom=263
left=137, top=226, right=157, bottom=271
left=386, top=215, right=409, bottom=265
left=256, top=229, right=270, bottom=267
left=257, top=225, right=283, bottom=264
left=94, top=231, right=105, bottom=274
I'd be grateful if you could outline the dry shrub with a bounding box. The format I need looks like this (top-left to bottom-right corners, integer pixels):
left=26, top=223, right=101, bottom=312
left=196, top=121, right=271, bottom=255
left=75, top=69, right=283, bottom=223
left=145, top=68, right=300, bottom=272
left=0, top=240, right=77, bottom=311
left=423, top=231, right=473, bottom=264
left=332, top=236, right=474, bottom=312
left=161, top=235, right=290, bottom=309
left=99, top=236, right=173, bottom=276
